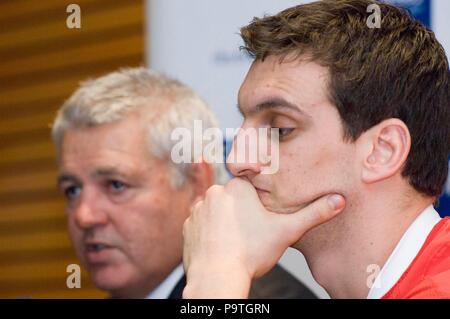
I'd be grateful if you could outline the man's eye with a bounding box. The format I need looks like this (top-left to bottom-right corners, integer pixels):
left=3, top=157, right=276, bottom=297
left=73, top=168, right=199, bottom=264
left=109, top=180, right=127, bottom=192
left=64, top=186, right=81, bottom=200
left=277, top=128, right=295, bottom=138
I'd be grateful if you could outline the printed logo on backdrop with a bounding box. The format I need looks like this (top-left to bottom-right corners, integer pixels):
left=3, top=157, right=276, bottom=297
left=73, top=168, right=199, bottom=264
left=386, top=0, right=431, bottom=27
left=213, top=51, right=251, bottom=65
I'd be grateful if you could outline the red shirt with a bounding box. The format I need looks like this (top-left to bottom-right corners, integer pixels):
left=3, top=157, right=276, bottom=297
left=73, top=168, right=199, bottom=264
left=383, top=217, right=450, bottom=298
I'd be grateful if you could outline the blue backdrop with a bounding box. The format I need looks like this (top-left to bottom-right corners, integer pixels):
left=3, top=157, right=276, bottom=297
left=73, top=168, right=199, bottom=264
left=388, top=0, right=431, bottom=27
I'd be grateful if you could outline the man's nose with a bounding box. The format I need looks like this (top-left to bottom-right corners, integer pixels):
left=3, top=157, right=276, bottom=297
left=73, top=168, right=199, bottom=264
left=73, top=193, right=108, bottom=230
left=226, top=131, right=264, bottom=177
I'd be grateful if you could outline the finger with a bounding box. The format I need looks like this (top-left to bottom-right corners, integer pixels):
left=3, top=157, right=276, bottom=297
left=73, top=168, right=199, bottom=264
left=278, top=194, right=346, bottom=245
left=224, top=177, right=257, bottom=197
left=190, top=199, right=204, bottom=215
left=182, top=218, right=191, bottom=270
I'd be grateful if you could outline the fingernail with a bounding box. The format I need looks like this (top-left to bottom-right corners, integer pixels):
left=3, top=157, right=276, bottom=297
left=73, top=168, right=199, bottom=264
left=328, top=194, right=344, bottom=210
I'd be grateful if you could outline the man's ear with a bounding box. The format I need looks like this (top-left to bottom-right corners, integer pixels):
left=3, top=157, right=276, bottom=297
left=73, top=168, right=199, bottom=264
left=359, top=119, right=411, bottom=184
left=187, top=159, right=214, bottom=201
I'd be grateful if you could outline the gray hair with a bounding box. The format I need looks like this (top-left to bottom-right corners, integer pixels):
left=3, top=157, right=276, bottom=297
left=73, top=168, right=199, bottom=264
left=52, top=67, right=229, bottom=188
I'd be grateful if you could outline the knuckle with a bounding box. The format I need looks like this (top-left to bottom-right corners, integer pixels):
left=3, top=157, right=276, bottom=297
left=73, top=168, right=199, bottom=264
left=206, top=184, right=223, bottom=197
left=226, top=177, right=244, bottom=188
left=224, top=177, right=248, bottom=194
left=315, top=201, right=330, bottom=221
left=194, top=199, right=203, bottom=210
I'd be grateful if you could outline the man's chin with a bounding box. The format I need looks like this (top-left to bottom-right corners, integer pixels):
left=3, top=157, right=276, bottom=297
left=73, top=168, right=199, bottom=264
left=90, top=265, right=129, bottom=291
left=262, top=201, right=309, bottom=214
left=261, top=191, right=339, bottom=215
left=259, top=194, right=310, bottom=214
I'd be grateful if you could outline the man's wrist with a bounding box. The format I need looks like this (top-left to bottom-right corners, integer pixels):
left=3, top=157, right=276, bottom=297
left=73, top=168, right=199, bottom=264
left=183, top=263, right=252, bottom=299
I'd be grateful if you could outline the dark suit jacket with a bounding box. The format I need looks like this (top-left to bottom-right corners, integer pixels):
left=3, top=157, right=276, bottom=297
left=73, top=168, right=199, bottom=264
left=168, top=264, right=317, bottom=299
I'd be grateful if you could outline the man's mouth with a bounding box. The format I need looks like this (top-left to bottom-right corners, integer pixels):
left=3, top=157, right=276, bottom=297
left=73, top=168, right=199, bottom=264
left=254, top=185, right=270, bottom=194
left=254, top=187, right=271, bottom=202
left=255, top=187, right=269, bottom=193
left=84, top=242, right=116, bottom=264
left=86, top=243, right=110, bottom=252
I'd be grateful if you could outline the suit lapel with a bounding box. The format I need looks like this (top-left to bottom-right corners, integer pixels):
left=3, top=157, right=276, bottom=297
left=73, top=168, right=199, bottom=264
left=168, top=275, right=186, bottom=299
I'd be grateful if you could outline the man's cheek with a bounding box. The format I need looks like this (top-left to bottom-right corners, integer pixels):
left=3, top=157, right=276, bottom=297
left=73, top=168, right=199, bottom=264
left=68, top=228, right=84, bottom=255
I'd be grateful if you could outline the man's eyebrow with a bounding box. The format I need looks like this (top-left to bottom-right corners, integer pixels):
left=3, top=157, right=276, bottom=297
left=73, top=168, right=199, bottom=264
left=237, top=98, right=309, bottom=117
left=56, top=168, right=128, bottom=186
left=57, top=174, right=78, bottom=187
left=93, top=167, right=124, bottom=178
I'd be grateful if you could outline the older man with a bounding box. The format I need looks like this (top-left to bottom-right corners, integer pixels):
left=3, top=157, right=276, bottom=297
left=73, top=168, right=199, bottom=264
left=51, top=67, right=317, bottom=298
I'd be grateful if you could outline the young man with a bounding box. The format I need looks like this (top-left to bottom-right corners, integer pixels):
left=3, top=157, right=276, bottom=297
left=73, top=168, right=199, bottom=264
left=183, top=0, right=450, bottom=298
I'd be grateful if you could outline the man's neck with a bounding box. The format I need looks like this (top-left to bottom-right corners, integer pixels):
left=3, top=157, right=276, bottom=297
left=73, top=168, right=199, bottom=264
left=298, top=191, right=433, bottom=299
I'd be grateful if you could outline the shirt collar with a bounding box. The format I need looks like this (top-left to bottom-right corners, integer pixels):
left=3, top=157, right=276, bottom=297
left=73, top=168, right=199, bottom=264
left=367, top=205, right=441, bottom=299
left=146, top=264, right=184, bottom=299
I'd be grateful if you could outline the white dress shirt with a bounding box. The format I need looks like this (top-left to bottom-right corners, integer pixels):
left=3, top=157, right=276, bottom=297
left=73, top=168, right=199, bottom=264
left=367, top=205, right=442, bottom=299
left=146, top=264, right=184, bottom=299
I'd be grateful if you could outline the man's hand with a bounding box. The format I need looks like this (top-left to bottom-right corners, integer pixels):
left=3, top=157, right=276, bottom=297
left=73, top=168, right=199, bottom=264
left=182, top=178, right=346, bottom=298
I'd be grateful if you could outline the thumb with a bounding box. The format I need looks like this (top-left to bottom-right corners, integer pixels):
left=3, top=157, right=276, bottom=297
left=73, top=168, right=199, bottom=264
left=276, top=194, right=346, bottom=246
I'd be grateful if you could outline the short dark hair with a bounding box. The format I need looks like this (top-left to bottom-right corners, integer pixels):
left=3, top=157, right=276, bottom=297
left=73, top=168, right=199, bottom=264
left=240, top=0, right=450, bottom=197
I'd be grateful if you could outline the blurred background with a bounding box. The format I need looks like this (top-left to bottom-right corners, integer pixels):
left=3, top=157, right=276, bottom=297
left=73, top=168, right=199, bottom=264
left=0, top=0, right=449, bottom=298
left=0, top=0, right=144, bottom=298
